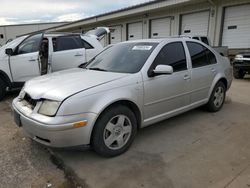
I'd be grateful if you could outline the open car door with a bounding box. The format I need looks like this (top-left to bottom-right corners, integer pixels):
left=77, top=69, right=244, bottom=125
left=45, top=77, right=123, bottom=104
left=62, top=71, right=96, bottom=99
left=9, top=33, right=44, bottom=82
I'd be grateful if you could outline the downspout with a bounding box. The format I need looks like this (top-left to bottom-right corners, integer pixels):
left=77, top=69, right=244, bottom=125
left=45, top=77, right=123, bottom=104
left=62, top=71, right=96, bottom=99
left=207, top=0, right=216, bottom=6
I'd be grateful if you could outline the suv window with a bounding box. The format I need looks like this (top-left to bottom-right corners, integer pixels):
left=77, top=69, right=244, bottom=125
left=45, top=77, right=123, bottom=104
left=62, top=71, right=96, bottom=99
left=53, top=36, right=83, bottom=52
left=152, top=42, right=187, bottom=72
left=82, top=40, right=94, bottom=49
left=187, top=42, right=217, bottom=68
left=17, top=34, right=42, bottom=55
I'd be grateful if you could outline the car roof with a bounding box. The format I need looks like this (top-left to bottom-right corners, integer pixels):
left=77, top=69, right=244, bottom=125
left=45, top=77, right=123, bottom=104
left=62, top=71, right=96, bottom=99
left=119, top=37, right=195, bottom=44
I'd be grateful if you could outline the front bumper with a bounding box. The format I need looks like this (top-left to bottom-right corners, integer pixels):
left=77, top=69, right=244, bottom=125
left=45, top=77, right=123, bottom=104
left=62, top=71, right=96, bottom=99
left=12, top=98, right=97, bottom=148
left=233, top=61, right=250, bottom=70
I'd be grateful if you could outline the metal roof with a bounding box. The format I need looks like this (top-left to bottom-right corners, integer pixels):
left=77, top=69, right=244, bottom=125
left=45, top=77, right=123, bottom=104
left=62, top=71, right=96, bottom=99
left=46, top=0, right=191, bottom=31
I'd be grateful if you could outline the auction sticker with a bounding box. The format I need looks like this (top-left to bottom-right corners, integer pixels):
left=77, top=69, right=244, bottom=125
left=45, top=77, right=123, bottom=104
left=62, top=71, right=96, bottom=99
left=132, top=46, right=153, bottom=50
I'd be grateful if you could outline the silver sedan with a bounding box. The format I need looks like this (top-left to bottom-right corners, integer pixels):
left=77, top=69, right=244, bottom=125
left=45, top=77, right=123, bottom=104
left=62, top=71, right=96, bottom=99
left=12, top=38, right=232, bottom=157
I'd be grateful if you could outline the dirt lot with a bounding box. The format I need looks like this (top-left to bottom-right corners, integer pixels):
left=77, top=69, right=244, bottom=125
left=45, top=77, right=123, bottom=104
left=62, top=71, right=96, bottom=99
left=0, top=77, right=250, bottom=188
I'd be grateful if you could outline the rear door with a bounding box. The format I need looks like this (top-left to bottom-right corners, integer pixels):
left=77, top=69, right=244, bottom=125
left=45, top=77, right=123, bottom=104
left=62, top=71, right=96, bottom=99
left=51, top=35, right=86, bottom=71
left=186, top=41, right=217, bottom=103
left=10, top=33, right=43, bottom=82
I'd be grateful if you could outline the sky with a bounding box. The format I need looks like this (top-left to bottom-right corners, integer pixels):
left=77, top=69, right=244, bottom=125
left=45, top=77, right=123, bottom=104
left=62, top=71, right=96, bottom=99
left=0, top=0, right=152, bottom=25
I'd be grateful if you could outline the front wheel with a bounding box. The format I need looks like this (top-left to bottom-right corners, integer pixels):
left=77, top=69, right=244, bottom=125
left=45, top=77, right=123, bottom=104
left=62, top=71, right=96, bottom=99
left=92, top=105, right=137, bottom=157
left=206, top=82, right=226, bottom=112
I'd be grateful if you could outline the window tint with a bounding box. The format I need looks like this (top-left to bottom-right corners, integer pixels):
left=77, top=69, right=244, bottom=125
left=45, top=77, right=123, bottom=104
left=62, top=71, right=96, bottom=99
left=187, top=42, right=216, bottom=68
left=152, top=42, right=187, bottom=72
left=17, top=34, right=42, bottom=54
left=82, top=40, right=94, bottom=49
left=53, top=36, right=83, bottom=52
left=206, top=48, right=217, bottom=64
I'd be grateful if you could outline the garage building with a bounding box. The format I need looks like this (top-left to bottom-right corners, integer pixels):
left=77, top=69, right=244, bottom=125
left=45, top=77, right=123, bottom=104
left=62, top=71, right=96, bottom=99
left=0, top=22, right=67, bottom=46
left=43, top=0, right=250, bottom=55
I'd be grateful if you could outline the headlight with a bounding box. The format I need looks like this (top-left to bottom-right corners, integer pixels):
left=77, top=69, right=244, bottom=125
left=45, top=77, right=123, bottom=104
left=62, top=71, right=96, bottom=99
left=38, top=100, right=61, bottom=116
left=235, top=54, right=243, bottom=61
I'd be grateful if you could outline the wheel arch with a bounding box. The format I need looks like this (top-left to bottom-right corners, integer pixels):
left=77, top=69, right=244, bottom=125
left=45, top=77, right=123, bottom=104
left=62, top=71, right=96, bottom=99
left=0, top=70, right=11, bottom=87
left=90, top=99, right=142, bottom=144
left=208, top=75, right=228, bottom=100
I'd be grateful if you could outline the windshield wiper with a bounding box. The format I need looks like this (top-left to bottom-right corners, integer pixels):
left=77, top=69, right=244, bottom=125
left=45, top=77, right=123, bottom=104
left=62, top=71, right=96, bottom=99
left=88, top=67, right=107, bottom=72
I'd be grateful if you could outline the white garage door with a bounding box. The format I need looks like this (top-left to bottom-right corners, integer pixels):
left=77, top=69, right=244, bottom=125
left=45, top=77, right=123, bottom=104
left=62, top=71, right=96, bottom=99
left=150, top=17, right=171, bottom=38
left=181, top=11, right=210, bottom=36
left=127, top=22, right=143, bottom=40
left=110, top=25, right=122, bottom=44
left=222, top=4, right=250, bottom=49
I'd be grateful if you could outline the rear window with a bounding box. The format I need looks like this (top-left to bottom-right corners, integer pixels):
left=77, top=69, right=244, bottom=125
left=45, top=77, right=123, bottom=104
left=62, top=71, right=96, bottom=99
left=187, top=42, right=217, bottom=68
left=53, top=36, right=83, bottom=52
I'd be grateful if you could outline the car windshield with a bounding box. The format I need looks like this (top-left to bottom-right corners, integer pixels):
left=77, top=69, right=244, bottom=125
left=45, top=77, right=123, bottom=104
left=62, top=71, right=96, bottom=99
left=86, top=42, right=158, bottom=73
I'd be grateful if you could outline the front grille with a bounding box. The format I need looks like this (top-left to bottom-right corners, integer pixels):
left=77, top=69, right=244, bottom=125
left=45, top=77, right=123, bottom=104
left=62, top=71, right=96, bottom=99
left=243, top=55, right=250, bottom=58
left=23, top=94, right=37, bottom=109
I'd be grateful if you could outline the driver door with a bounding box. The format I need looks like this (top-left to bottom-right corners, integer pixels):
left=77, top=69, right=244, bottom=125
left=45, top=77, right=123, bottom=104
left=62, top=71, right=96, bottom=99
left=10, top=33, right=43, bottom=82
left=143, top=42, right=191, bottom=124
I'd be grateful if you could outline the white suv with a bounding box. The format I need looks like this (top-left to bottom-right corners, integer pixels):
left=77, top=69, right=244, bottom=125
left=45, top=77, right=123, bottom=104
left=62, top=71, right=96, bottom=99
left=0, top=28, right=109, bottom=100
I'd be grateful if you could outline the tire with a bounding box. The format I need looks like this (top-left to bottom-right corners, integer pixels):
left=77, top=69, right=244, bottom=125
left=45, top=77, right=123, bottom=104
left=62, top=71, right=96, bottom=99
left=206, top=81, right=226, bottom=112
left=0, top=79, right=7, bottom=101
left=92, top=105, right=137, bottom=157
left=233, top=67, right=245, bottom=79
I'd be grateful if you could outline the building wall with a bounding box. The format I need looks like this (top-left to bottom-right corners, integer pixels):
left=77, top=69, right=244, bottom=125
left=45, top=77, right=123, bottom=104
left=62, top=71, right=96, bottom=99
left=46, top=0, right=250, bottom=53
left=0, top=22, right=66, bottom=46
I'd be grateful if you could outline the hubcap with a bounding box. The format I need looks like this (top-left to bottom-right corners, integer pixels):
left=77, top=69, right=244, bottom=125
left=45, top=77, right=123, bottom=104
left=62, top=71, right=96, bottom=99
left=103, top=115, right=132, bottom=150
left=213, top=86, right=224, bottom=108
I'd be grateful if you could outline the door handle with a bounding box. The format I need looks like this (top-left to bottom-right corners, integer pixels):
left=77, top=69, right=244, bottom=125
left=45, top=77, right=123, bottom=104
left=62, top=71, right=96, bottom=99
left=183, top=74, right=191, bottom=80
left=75, top=53, right=83, bottom=57
left=29, top=58, right=37, bottom=62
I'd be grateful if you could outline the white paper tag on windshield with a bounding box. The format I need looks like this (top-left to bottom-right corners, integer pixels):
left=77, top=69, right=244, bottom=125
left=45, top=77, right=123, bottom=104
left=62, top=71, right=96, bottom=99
left=132, top=46, right=152, bottom=50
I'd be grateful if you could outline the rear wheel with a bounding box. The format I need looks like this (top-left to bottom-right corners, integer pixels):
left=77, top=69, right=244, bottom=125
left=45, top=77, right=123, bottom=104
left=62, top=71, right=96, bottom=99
left=233, top=67, right=245, bottom=79
left=0, top=79, right=7, bottom=101
left=206, top=82, right=226, bottom=112
left=92, top=105, right=137, bottom=157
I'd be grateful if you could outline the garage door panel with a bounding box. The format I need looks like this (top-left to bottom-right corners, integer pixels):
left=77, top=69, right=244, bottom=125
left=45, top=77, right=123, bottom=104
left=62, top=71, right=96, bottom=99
left=110, top=26, right=122, bottom=44
left=128, top=22, right=143, bottom=40
left=181, top=11, right=209, bottom=36
left=150, top=17, right=171, bottom=38
left=222, top=4, right=250, bottom=48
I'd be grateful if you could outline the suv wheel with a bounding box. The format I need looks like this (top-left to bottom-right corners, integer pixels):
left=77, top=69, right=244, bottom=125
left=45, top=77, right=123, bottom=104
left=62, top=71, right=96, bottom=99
left=233, top=67, right=245, bottom=79
left=0, top=79, right=7, bottom=101
left=206, top=81, right=226, bottom=112
left=92, top=105, right=137, bottom=157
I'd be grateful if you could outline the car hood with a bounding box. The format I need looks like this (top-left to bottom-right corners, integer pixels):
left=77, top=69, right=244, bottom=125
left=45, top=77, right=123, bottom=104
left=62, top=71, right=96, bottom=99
left=24, top=68, right=128, bottom=101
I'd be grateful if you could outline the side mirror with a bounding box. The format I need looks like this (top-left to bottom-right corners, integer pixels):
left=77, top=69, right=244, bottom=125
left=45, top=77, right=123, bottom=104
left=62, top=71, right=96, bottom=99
left=5, top=48, right=14, bottom=56
left=151, top=65, right=173, bottom=76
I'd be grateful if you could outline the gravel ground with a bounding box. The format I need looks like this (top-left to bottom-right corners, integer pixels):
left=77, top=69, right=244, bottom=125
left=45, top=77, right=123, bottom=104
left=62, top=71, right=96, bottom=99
left=0, top=92, right=71, bottom=188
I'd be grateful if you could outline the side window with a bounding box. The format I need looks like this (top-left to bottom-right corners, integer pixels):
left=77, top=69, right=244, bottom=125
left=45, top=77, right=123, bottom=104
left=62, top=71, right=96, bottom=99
left=82, top=40, right=94, bottom=49
left=153, top=42, right=187, bottom=72
left=187, top=42, right=216, bottom=68
left=205, top=48, right=217, bottom=64
left=17, top=34, right=42, bottom=55
left=53, top=36, right=84, bottom=52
